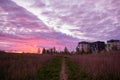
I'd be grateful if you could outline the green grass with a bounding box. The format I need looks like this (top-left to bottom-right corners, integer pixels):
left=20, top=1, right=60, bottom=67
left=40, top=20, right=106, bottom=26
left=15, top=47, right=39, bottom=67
left=65, top=57, right=94, bottom=80
left=34, top=57, right=62, bottom=80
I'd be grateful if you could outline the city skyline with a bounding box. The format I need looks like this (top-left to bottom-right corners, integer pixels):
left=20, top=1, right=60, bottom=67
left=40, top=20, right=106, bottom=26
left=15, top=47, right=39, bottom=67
left=0, top=0, right=120, bottom=53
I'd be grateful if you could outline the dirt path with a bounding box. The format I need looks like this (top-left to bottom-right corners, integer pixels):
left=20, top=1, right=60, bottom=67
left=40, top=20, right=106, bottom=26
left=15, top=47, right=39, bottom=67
left=60, top=58, right=67, bottom=80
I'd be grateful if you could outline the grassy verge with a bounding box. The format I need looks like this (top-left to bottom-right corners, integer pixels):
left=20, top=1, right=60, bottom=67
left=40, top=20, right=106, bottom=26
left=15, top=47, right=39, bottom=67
left=34, top=56, right=62, bottom=80
left=65, top=57, right=94, bottom=80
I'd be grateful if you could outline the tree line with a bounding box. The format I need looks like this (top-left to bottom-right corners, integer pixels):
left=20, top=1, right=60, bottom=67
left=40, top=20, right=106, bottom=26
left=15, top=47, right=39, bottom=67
left=41, top=47, right=71, bottom=54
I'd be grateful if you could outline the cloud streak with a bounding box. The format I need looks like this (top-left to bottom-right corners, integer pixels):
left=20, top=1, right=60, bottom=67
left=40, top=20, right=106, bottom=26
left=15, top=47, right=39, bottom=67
left=0, top=0, right=120, bottom=52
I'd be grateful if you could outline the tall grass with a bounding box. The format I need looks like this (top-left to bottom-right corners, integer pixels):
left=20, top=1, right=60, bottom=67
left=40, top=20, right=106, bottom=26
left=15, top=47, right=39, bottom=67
left=70, top=51, right=120, bottom=80
left=65, top=57, right=94, bottom=80
left=0, top=53, right=54, bottom=80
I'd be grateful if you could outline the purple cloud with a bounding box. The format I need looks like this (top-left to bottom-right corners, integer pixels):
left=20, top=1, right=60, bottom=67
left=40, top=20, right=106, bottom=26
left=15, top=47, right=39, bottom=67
left=0, top=0, right=120, bottom=52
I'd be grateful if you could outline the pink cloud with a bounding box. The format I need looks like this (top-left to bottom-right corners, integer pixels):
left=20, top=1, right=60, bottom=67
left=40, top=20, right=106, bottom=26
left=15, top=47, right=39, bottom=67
left=0, top=0, right=120, bottom=53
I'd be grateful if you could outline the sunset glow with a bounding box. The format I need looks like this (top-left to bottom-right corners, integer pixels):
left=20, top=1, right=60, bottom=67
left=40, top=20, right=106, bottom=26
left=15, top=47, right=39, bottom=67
left=0, top=0, right=120, bottom=53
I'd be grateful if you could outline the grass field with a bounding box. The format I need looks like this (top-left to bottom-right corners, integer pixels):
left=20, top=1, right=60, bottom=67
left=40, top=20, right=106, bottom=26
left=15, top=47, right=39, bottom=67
left=69, top=51, right=120, bottom=80
left=65, top=57, right=94, bottom=80
left=0, top=53, right=54, bottom=80
left=35, top=56, right=62, bottom=80
left=0, top=51, right=120, bottom=80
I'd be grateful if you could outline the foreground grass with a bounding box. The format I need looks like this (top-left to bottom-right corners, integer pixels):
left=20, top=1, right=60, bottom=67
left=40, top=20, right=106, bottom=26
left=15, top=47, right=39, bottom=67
left=70, top=53, right=120, bottom=80
left=65, top=57, right=94, bottom=80
left=0, top=53, right=61, bottom=80
left=0, top=53, right=53, bottom=80
left=34, top=56, right=62, bottom=80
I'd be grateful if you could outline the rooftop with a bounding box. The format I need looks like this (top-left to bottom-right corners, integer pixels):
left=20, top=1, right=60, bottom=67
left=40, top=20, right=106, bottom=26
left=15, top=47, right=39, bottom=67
left=79, top=41, right=90, bottom=44
left=107, top=39, right=120, bottom=43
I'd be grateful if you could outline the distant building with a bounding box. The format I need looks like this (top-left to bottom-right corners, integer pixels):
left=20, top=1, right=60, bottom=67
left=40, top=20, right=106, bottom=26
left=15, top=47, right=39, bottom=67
left=90, top=41, right=106, bottom=53
left=77, top=41, right=91, bottom=53
left=106, top=39, right=120, bottom=51
left=77, top=41, right=106, bottom=54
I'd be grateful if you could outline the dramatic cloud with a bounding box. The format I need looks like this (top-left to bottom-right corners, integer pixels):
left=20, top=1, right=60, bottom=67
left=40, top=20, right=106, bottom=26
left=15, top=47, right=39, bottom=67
left=0, top=0, right=120, bottom=52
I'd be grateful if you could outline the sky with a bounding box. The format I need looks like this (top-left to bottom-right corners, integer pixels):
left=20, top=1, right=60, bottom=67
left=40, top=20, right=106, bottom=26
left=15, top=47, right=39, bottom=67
left=0, top=0, right=120, bottom=53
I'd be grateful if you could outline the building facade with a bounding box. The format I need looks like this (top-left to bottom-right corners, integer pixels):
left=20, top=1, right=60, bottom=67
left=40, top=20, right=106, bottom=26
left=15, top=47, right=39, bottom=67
left=90, top=41, right=106, bottom=53
left=77, top=41, right=90, bottom=53
left=106, top=40, right=120, bottom=51
left=77, top=41, right=106, bottom=53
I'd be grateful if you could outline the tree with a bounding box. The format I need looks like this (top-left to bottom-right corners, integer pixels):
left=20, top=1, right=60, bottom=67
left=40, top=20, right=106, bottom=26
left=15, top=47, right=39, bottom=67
left=42, top=48, right=46, bottom=54
left=0, top=50, right=6, bottom=53
left=50, top=48, right=53, bottom=54
left=76, top=47, right=80, bottom=54
left=46, top=50, right=50, bottom=54
left=76, top=47, right=82, bottom=55
left=64, top=47, right=69, bottom=54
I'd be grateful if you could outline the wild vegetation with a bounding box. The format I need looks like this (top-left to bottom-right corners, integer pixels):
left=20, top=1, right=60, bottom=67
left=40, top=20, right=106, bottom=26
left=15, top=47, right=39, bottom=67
left=0, top=51, right=120, bottom=80
left=0, top=53, right=54, bottom=80
left=69, top=51, right=120, bottom=80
